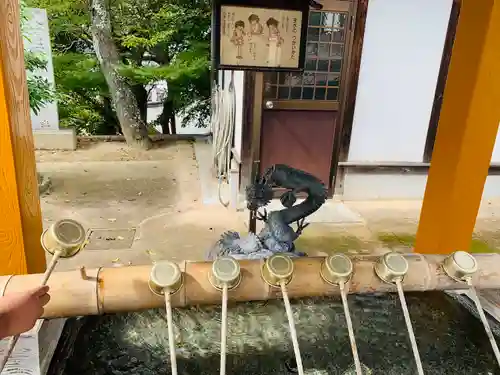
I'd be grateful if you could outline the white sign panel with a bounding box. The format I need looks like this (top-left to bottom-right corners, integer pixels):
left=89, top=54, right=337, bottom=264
left=0, top=333, right=40, bottom=375
left=24, top=8, right=59, bottom=132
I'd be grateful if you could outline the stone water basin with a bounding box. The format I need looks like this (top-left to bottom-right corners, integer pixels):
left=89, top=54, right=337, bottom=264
left=49, top=292, right=500, bottom=375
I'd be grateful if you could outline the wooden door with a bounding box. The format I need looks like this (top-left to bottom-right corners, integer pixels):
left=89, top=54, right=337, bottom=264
left=259, top=0, right=354, bottom=192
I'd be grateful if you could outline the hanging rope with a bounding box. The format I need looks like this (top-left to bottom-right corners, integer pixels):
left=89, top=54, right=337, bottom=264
left=211, top=72, right=236, bottom=207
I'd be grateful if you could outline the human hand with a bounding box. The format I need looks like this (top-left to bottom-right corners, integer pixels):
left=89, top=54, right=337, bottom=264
left=0, top=286, right=50, bottom=339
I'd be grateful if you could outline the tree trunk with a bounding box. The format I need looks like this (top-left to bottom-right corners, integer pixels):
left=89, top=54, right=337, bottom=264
left=90, top=0, right=152, bottom=149
left=158, top=99, right=175, bottom=134
left=101, top=96, right=121, bottom=134
left=131, top=84, right=148, bottom=125
left=161, top=121, right=170, bottom=135
left=170, top=111, right=177, bottom=135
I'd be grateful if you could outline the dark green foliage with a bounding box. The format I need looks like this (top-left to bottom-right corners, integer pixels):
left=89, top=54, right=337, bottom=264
left=27, top=0, right=211, bottom=135
left=27, top=74, right=55, bottom=115
left=53, top=52, right=119, bottom=133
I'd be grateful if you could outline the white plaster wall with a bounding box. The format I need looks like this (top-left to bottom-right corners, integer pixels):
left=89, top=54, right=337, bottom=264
left=343, top=173, right=428, bottom=200
left=149, top=109, right=211, bottom=135
left=147, top=80, right=211, bottom=134
left=176, top=108, right=211, bottom=135
left=347, top=0, right=453, bottom=162
left=148, top=106, right=163, bottom=126
left=149, top=71, right=243, bottom=140
left=234, top=71, right=244, bottom=160
left=25, top=8, right=59, bottom=131
left=342, top=173, right=500, bottom=200
left=341, top=0, right=500, bottom=200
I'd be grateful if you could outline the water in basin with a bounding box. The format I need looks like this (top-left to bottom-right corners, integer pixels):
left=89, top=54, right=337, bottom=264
left=49, top=291, right=500, bottom=375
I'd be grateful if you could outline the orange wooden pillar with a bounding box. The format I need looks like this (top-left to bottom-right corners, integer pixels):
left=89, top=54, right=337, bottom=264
left=415, top=0, right=500, bottom=254
left=0, top=0, right=46, bottom=274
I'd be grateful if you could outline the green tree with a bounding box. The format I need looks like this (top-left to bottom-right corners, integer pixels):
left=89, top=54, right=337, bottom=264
left=114, top=0, right=211, bottom=132
left=28, top=0, right=211, bottom=144
left=91, top=0, right=153, bottom=148
left=54, top=53, right=119, bottom=134
left=27, top=0, right=119, bottom=134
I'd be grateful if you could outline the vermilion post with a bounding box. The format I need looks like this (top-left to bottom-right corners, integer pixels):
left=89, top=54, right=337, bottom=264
left=415, top=0, right=500, bottom=254
left=0, top=0, right=46, bottom=274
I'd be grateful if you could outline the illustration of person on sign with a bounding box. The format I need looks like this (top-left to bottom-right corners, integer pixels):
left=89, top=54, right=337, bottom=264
left=248, top=14, right=264, bottom=37
left=266, top=17, right=284, bottom=47
left=231, top=20, right=246, bottom=59
left=266, top=17, right=284, bottom=65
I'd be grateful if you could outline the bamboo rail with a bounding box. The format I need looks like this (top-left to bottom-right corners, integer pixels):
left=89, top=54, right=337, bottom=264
left=1, top=253, right=499, bottom=319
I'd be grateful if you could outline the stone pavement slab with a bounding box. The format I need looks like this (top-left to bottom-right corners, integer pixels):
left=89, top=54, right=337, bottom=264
left=39, top=141, right=500, bottom=272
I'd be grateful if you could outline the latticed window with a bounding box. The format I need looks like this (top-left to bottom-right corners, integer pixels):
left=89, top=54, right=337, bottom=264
left=264, top=10, right=348, bottom=102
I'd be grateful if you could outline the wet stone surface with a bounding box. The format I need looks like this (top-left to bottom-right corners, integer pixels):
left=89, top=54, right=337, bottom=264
left=49, top=292, right=500, bottom=375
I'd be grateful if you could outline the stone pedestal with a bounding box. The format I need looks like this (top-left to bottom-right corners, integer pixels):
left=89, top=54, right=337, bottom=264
left=34, top=129, right=77, bottom=151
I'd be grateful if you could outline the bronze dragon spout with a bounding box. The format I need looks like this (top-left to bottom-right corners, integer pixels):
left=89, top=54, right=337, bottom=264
left=207, top=164, right=327, bottom=260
